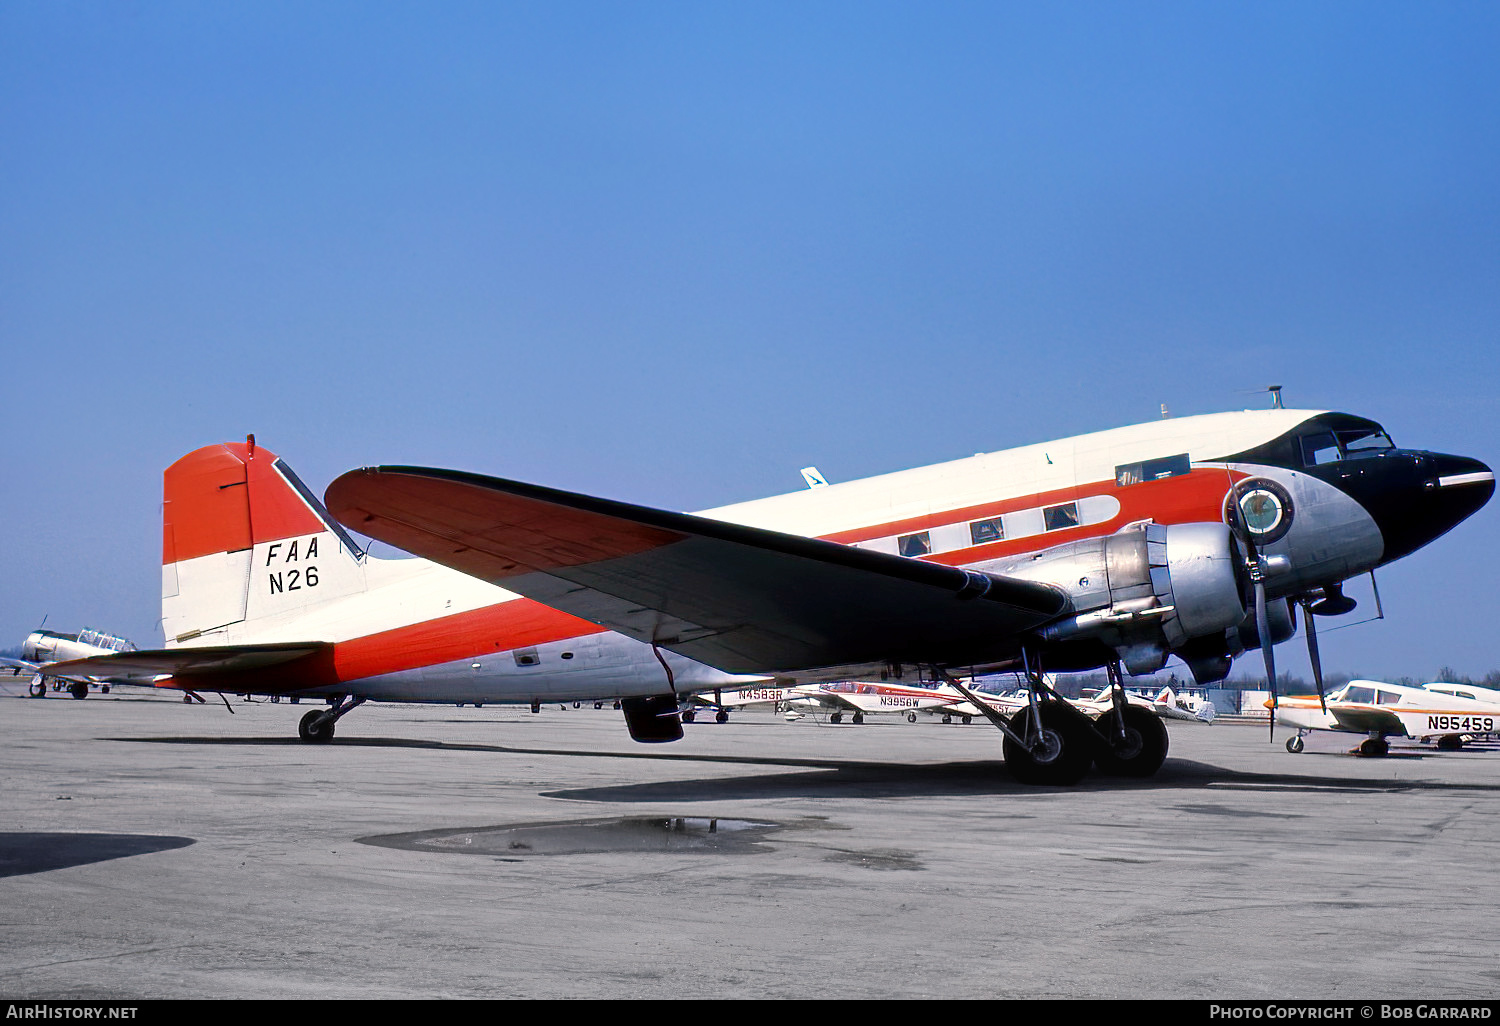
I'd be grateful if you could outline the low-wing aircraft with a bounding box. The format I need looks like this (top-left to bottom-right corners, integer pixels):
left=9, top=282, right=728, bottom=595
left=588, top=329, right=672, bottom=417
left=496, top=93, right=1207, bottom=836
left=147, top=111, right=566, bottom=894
left=1273, top=680, right=1500, bottom=756
left=681, top=684, right=797, bottom=722
left=782, top=680, right=969, bottom=724
left=40, top=407, right=1492, bottom=784
left=5, top=628, right=137, bottom=699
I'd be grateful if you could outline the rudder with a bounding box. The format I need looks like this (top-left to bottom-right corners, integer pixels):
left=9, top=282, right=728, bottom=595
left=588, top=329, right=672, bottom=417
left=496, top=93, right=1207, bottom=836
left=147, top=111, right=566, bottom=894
left=162, top=436, right=367, bottom=645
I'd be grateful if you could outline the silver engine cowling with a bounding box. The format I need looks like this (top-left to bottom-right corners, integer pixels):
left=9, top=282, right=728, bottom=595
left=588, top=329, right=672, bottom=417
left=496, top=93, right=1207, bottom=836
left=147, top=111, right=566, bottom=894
left=981, top=522, right=1249, bottom=675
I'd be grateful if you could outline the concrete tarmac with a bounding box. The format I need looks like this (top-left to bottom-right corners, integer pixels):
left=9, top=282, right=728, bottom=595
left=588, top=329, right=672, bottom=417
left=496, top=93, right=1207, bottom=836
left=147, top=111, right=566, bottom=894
left=2, top=685, right=1498, bottom=1000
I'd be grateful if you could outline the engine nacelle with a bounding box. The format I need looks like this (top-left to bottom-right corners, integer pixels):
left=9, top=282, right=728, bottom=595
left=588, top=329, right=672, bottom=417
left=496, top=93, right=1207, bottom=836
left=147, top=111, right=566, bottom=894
left=981, top=522, right=1249, bottom=675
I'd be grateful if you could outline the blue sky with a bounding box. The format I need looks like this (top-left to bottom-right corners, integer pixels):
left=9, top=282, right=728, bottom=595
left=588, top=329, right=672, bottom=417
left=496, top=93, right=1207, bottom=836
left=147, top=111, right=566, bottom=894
left=3, top=1, right=1497, bottom=680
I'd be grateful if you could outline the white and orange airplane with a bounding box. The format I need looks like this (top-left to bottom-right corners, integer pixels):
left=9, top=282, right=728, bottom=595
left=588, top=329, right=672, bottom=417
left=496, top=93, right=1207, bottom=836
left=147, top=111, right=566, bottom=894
left=5, top=627, right=138, bottom=699
left=1272, top=680, right=1500, bottom=756
left=41, top=407, right=1492, bottom=784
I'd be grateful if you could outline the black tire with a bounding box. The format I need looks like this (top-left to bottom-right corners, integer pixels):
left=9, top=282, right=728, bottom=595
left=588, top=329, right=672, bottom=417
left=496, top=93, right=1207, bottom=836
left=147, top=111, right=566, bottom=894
left=299, top=709, right=335, bottom=744
left=1003, top=701, right=1093, bottom=785
left=69, top=681, right=88, bottom=700
left=1092, top=705, right=1169, bottom=777
left=1357, top=737, right=1389, bottom=757
left=715, top=710, right=729, bottom=724
left=1286, top=735, right=1305, bottom=754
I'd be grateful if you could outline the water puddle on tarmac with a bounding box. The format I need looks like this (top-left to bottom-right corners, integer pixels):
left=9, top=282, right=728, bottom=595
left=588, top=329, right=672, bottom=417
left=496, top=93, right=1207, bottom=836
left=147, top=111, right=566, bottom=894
left=359, top=817, right=781, bottom=859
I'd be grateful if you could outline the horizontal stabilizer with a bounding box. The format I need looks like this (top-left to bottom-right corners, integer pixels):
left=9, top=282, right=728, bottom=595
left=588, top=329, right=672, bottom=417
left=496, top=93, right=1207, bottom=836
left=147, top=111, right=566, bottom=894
left=325, top=466, right=1071, bottom=675
left=42, top=643, right=330, bottom=684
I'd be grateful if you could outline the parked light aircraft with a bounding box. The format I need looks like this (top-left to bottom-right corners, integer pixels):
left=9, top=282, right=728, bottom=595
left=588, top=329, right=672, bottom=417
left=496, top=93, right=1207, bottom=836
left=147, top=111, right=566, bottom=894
left=782, top=680, right=970, bottom=724
left=40, top=408, right=1492, bottom=784
left=5, top=628, right=137, bottom=699
left=1273, top=680, right=1500, bottom=756
left=682, top=685, right=797, bottom=722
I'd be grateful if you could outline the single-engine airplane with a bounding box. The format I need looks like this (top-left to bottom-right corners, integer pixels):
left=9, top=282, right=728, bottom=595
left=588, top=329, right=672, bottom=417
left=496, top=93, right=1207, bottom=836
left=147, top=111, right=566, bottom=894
left=1273, top=680, right=1500, bottom=756
left=783, top=679, right=970, bottom=724
left=5, top=628, right=137, bottom=699
left=40, top=407, right=1492, bottom=784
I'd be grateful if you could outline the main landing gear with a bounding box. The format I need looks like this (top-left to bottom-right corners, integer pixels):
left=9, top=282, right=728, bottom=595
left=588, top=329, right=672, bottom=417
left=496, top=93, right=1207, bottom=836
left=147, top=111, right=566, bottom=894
left=298, top=696, right=365, bottom=744
left=941, top=660, right=1170, bottom=786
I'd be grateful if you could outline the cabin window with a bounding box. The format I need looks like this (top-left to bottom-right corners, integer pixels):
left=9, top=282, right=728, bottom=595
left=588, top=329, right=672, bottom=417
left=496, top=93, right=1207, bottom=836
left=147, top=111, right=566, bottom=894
left=969, top=517, right=1004, bottom=545
left=898, top=532, right=931, bottom=557
left=1115, top=453, right=1190, bottom=486
left=1043, top=502, right=1079, bottom=531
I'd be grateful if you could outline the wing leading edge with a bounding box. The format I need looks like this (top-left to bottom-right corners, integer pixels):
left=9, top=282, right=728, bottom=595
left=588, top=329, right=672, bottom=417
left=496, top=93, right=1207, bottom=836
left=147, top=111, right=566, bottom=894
left=324, top=466, right=1071, bottom=675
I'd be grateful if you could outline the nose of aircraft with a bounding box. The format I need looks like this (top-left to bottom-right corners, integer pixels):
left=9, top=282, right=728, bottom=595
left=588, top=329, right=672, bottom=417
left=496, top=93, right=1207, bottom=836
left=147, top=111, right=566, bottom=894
left=1350, top=451, right=1494, bottom=564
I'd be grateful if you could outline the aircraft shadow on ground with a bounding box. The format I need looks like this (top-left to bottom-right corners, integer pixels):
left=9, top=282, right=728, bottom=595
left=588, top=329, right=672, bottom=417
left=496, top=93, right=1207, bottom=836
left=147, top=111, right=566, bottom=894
left=111, top=735, right=1500, bottom=802
left=0, top=832, right=195, bottom=878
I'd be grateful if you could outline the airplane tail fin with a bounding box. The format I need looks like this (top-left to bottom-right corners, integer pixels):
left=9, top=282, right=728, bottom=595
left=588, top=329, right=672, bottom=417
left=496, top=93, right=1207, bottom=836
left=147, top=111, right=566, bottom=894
left=162, top=437, right=368, bottom=646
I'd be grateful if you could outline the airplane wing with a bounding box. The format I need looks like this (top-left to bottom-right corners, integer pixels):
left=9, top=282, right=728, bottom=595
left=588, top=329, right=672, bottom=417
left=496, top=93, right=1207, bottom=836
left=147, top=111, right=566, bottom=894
left=1326, top=706, right=1406, bottom=736
left=39, top=643, right=331, bottom=686
left=325, top=466, right=1071, bottom=676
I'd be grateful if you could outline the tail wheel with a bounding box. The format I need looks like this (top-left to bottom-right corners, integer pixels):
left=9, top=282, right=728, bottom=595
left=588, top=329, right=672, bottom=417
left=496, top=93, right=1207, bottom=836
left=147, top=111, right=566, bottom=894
left=1092, top=705, right=1169, bottom=777
left=1003, top=701, right=1093, bottom=786
left=298, top=710, right=335, bottom=744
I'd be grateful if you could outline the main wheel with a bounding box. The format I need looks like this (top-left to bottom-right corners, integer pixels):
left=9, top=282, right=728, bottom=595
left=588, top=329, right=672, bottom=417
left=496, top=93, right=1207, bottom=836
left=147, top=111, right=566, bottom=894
left=1003, top=701, right=1094, bottom=785
left=1092, top=705, right=1169, bottom=777
left=299, top=709, right=335, bottom=744
left=28, top=676, right=46, bottom=698
left=69, top=681, right=89, bottom=700
left=1357, top=737, right=1389, bottom=757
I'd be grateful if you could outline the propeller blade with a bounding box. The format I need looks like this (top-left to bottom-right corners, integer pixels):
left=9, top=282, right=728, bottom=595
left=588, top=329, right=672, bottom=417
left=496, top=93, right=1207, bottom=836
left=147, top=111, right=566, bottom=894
left=1301, top=597, right=1327, bottom=713
left=1255, top=576, right=1277, bottom=741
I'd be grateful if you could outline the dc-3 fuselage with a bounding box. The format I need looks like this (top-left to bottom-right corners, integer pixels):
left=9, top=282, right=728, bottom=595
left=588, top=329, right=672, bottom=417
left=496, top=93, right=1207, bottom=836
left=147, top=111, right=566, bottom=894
left=44, top=407, right=1492, bottom=782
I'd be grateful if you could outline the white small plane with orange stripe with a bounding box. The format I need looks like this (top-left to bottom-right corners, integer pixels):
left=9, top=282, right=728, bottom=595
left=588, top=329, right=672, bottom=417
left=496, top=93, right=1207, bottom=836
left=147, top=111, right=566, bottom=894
left=43, top=407, right=1491, bottom=785
left=1273, top=680, right=1500, bottom=756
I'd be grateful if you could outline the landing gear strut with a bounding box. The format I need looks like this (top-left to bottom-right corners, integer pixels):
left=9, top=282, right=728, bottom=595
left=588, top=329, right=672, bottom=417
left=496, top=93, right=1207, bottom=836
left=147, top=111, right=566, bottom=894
left=1091, top=663, right=1169, bottom=778
left=939, top=658, right=1096, bottom=786
left=297, top=696, right=365, bottom=744
left=1003, top=700, right=1094, bottom=785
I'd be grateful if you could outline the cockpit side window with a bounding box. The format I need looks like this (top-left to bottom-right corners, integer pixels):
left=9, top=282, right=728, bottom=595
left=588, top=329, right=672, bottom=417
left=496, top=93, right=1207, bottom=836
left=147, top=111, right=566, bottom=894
left=1299, top=427, right=1395, bottom=468
left=1299, top=432, right=1341, bottom=467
